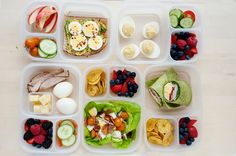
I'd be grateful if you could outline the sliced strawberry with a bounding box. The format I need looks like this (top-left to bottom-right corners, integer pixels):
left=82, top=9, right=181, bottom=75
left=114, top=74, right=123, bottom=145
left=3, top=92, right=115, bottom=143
left=111, top=84, right=122, bottom=93
left=27, top=138, right=35, bottom=144
left=187, top=119, right=197, bottom=128
left=190, top=47, right=198, bottom=54
left=188, top=126, right=198, bottom=138
left=171, top=34, right=178, bottom=44
left=112, top=70, right=117, bottom=80
left=24, top=124, right=29, bottom=131
left=184, top=10, right=195, bottom=22
left=121, top=82, right=128, bottom=95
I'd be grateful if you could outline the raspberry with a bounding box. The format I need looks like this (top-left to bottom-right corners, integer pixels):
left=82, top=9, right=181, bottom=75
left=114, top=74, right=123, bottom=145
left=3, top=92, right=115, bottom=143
left=176, top=39, right=187, bottom=50
left=187, top=36, right=198, bottom=47
left=111, top=84, right=122, bottom=93
left=30, top=124, right=41, bottom=135
left=34, top=135, right=45, bottom=145
left=171, top=34, right=178, bottom=44
left=40, top=129, right=47, bottom=135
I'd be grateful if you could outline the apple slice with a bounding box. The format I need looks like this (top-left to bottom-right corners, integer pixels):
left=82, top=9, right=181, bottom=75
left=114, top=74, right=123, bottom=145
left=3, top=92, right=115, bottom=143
left=28, top=6, right=46, bottom=25
left=45, top=13, right=58, bottom=33
left=43, top=13, right=56, bottom=29
left=36, top=6, right=57, bottom=30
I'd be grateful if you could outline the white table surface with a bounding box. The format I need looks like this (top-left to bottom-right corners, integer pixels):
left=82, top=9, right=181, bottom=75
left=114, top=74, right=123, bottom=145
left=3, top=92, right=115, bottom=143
left=0, top=0, right=236, bottom=155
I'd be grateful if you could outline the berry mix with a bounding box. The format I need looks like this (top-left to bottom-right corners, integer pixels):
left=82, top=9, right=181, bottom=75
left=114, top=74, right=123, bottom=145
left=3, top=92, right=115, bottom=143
left=23, top=118, right=53, bottom=149
left=179, top=117, right=198, bottom=146
left=171, top=32, right=198, bottom=61
left=110, top=69, right=139, bottom=97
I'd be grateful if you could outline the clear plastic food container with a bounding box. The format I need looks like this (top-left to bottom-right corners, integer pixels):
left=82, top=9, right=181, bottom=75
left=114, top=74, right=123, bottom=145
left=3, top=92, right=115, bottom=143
left=19, top=63, right=82, bottom=154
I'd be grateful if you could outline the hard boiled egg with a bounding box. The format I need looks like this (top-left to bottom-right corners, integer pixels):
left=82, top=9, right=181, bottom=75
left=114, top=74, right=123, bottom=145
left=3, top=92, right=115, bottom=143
left=88, top=36, right=103, bottom=50
left=140, top=40, right=160, bottom=59
left=142, top=22, right=160, bottom=39
left=82, top=21, right=99, bottom=37
left=70, top=34, right=87, bottom=51
left=119, top=16, right=135, bottom=38
left=68, top=21, right=82, bottom=35
left=53, top=82, right=73, bottom=98
left=121, top=44, right=140, bottom=60
left=56, top=98, right=77, bottom=115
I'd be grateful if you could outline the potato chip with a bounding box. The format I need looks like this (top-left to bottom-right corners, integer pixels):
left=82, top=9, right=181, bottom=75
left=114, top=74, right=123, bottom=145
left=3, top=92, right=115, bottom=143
left=86, top=69, right=106, bottom=97
left=146, top=118, right=174, bottom=147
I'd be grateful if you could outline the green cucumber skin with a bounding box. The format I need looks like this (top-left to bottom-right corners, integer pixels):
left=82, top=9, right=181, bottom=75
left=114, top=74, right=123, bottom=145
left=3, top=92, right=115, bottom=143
left=38, top=48, right=48, bottom=58
left=39, top=39, right=57, bottom=55
left=57, top=125, right=74, bottom=140
left=60, top=120, right=74, bottom=129
left=169, top=9, right=183, bottom=19
left=61, top=134, right=76, bottom=147
left=170, top=15, right=179, bottom=28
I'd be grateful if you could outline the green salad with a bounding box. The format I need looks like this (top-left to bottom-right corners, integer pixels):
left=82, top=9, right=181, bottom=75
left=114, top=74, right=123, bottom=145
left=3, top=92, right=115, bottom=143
left=84, top=100, right=141, bottom=149
left=146, top=68, right=192, bottom=109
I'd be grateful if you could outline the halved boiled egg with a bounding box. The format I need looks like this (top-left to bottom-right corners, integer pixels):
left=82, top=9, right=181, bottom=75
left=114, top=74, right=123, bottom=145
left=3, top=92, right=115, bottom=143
left=82, top=21, right=99, bottom=37
left=142, top=22, right=160, bottom=39
left=121, top=44, right=140, bottom=60
left=119, top=16, right=135, bottom=38
left=68, top=21, right=82, bottom=36
left=70, top=34, right=87, bottom=51
left=139, top=40, right=160, bottom=59
left=88, top=35, right=103, bottom=50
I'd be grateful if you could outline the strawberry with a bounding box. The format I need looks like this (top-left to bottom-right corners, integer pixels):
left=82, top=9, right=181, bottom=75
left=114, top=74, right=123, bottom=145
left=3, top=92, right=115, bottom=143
left=34, top=135, right=45, bottom=144
left=187, top=36, right=198, bottom=47
left=180, top=54, right=186, bottom=60
left=190, top=47, right=198, bottom=54
left=27, top=138, right=35, bottom=144
left=30, top=124, right=41, bottom=135
left=112, top=70, right=117, bottom=80
left=185, top=50, right=194, bottom=58
left=187, top=119, right=197, bottom=128
left=176, top=39, right=187, bottom=50
left=121, top=82, right=128, bottom=95
left=111, top=84, right=122, bottom=93
left=171, top=34, right=178, bottom=44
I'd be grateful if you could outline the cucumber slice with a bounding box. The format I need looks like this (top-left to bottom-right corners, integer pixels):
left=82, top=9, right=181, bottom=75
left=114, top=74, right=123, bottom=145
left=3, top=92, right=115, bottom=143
left=60, top=120, right=74, bottom=129
left=57, top=125, right=74, bottom=140
left=46, top=53, right=57, bottom=59
left=169, top=9, right=183, bottom=19
left=39, top=39, right=57, bottom=55
left=170, top=15, right=179, bottom=28
left=180, top=17, right=193, bottom=28
left=38, top=48, right=48, bottom=58
left=62, top=134, right=76, bottom=147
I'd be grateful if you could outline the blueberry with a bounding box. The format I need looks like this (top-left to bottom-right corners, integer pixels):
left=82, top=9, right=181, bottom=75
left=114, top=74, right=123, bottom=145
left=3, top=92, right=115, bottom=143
left=128, top=86, right=133, bottom=92
left=119, top=79, right=124, bottom=84
left=131, top=72, right=136, bottom=78
left=170, top=49, right=177, bottom=56
left=126, top=71, right=131, bottom=77
left=183, top=32, right=190, bottom=39
left=175, top=32, right=180, bottom=37
left=117, top=70, right=122, bottom=75
left=42, top=138, right=52, bottom=149
left=117, top=92, right=122, bottom=96
left=110, top=80, right=115, bottom=86
left=189, top=137, right=195, bottom=142
left=129, top=92, right=134, bottom=97
left=115, top=79, right=120, bottom=84
left=173, top=56, right=179, bottom=60
left=133, top=89, right=137, bottom=93
left=184, top=117, right=190, bottom=123
left=34, top=119, right=40, bottom=124
left=118, top=74, right=123, bottom=80
left=181, top=122, right=187, bottom=128
left=23, top=131, right=33, bottom=141
left=178, top=51, right=184, bottom=57
left=47, top=128, right=53, bottom=135
left=179, top=127, right=184, bottom=134
left=42, top=121, right=53, bottom=130
left=25, top=118, right=35, bottom=126
left=184, top=128, right=188, bottom=132
left=171, top=44, right=177, bottom=50
left=186, top=55, right=190, bottom=60
left=127, top=81, right=132, bottom=87
left=122, top=75, right=127, bottom=80
left=183, top=132, right=189, bottom=137
left=35, top=144, right=42, bottom=148
left=179, top=32, right=185, bottom=38
left=185, top=45, right=190, bottom=51
left=179, top=134, right=184, bottom=141
left=125, top=92, right=129, bottom=97
left=186, top=140, right=192, bottom=146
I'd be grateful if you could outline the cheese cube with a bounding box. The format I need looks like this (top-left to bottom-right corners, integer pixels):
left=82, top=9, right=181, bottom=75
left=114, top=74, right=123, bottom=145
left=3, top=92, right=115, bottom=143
left=29, top=95, right=39, bottom=102
left=40, top=105, right=50, bottom=114
left=39, top=95, right=51, bottom=105
left=33, top=104, right=41, bottom=113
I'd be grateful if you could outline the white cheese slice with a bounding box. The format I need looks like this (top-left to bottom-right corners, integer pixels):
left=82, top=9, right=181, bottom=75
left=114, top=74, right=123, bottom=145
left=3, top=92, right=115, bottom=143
left=88, top=107, right=97, bottom=117
left=112, top=130, right=122, bottom=139
left=98, top=118, right=106, bottom=127
left=33, top=104, right=41, bottom=113
left=40, top=105, right=50, bottom=114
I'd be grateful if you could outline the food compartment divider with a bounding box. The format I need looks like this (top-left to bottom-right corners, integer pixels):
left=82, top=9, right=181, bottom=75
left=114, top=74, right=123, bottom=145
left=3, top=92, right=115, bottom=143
left=81, top=64, right=144, bottom=154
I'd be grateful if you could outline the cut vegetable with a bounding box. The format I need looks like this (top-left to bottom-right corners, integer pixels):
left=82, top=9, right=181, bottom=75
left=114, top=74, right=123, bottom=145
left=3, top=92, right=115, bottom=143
left=60, top=120, right=74, bottom=129
left=170, top=15, right=179, bottom=28
left=184, top=10, right=195, bottom=22
left=38, top=48, right=48, bottom=58
left=57, top=125, right=74, bottom=140
left=46, top=53, right=57, bottom=59
left=61, top=134, right=76, bottom=147
left=180, top=17, right=194, bottom=28
left=169, top=9, right=183, bottom=19
left=39, top=39, right=57, bottom=55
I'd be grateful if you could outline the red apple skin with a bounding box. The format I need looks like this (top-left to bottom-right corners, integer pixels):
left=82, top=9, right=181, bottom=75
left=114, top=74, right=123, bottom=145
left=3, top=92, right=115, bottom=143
left=43, top=13, right=55, bottom=29
left=36, top=6, right=57, bottom=30
left=45, top=13, right=58, bottom=33
left=27, top=6, right=46, bottom=25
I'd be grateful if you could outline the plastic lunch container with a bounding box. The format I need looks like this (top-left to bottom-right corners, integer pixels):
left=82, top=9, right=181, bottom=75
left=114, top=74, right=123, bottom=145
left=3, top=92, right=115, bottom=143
left=143, top=64, right=202, bottom=151
left=19, top=63, right=82, bottom=154
left=116, top=2, right=202, bottom=64
left=19, top=0, right=202, bottom=154
left=81, top=64, right=144, bottom=154
left=20, top=0, right=112, bottom=63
